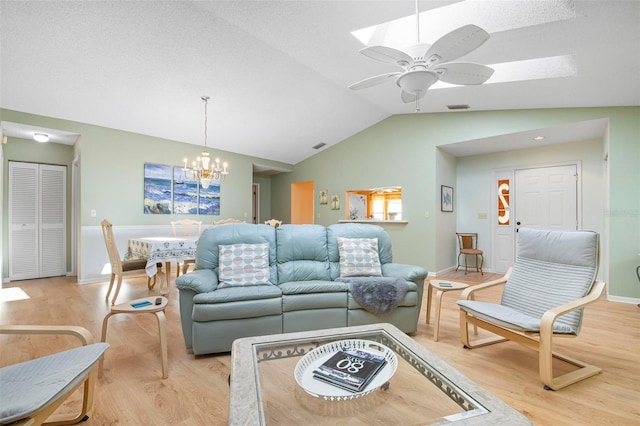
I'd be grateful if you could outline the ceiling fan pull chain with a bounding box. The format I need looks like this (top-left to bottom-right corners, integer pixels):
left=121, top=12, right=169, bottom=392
left=415, top=97, right=421, bottom=112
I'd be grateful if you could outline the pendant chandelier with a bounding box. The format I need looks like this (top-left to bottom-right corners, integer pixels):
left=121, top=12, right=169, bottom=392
left=182, top=96, right=229, bottom=189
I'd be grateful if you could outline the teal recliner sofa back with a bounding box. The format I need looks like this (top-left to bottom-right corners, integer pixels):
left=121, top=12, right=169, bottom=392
left=176, top=223, right=427, bottom=355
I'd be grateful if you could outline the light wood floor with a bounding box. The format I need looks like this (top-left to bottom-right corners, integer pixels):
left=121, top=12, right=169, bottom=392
left=1, top=271, right=638, bottom=425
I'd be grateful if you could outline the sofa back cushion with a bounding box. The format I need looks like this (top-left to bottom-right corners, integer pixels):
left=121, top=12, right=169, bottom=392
left=276, top=224, right=331, bottom=283
left=328, top=224, right=392, bottom=280
left=196, top=223, right=277, bottom=284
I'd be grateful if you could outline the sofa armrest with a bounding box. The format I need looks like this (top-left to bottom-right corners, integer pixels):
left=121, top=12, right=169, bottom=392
left=381, top=263, right=428, bottom=282
left=175, top=269, right=219, bottom=293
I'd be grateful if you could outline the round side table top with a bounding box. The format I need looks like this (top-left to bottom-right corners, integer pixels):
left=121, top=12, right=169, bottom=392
left=112, top=296, right=168, bottom=313
left=429, top=279, right=469, bottom=291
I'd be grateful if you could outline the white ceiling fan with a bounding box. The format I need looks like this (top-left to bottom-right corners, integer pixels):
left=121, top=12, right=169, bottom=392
left=349, top=0, right=494, bottom=111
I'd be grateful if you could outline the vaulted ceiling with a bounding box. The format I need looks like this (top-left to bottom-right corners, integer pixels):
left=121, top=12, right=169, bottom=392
left=1, top=1, right=638, bottom=164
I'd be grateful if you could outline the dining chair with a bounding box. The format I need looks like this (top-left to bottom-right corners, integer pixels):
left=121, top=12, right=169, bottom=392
left=0, top=325, right=109, bottom=425
left=455, top=232, right=484, bottom=275
left=171, top=219, right=202, bottom=277
left=264, top=218, right=282, bottom=228
left=213, top=218, right=244, bottom=226
left=101, top=219, right=161, bottom=305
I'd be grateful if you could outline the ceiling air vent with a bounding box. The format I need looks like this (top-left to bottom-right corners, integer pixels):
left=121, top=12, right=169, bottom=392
left=312, top=142, right=326, bottom=150
left=447, top=104, right=470, bottom=110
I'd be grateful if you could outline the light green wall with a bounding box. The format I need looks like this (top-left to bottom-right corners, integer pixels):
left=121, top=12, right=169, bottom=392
left=272, top=107, right=640, bottom=299
left=2, top=137, right=75, bottom=274
left=2, top=107, right=638, bottom=298
left=456, top=137, right=605, bottom=272
left=1, top=109, right=292, bottom=280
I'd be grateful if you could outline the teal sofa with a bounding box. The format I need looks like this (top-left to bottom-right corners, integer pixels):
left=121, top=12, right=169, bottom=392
left=175, top=223, right=428, bottom=355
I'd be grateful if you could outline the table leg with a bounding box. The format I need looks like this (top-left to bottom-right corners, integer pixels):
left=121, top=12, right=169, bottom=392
left=426, top=283, right=433, bottom=324
left=433, top=289, right=445, bottom=342
left=160, top=261, right=172, bottom=296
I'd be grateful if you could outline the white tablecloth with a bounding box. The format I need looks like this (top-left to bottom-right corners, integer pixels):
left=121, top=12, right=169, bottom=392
left=126, top=236, right=198, bottom=277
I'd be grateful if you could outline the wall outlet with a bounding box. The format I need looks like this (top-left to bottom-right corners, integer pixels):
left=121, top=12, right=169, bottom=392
left=424, top=211, right=430, bottom=219
left=244, top=212, right=248, bottom=218
left=478, top=212, right=488, bottom=219
left=90, top=209, right=96, bottom=217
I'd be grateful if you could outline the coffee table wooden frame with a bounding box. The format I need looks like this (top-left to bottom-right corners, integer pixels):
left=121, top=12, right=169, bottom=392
left=230, top=323, right=531, bottom=425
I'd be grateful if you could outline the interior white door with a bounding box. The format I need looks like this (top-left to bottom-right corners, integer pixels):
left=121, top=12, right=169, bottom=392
left=515, top=164, right=578, bottom=234
left=8, top=162, right=66, bottom=280
left=39, top=164, right=67, bottom=277
left=9, top=162, right=39, bottom=280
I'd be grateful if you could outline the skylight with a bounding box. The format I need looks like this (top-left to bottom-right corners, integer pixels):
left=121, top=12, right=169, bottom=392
left=352, top=0, right=576, bottom=48
left=351, top=0, right=578, bottom=86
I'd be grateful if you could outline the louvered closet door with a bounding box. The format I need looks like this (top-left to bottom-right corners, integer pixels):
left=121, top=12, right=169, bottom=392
left=9, top=162, right=39, bottom=280
left=39, top=164, right=66, bottom=277
left=9, top=162, right=66, bottom=280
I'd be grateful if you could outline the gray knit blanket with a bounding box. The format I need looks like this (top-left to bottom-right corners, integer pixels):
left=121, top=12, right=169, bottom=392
left=338, top=277, right=409, bottom=315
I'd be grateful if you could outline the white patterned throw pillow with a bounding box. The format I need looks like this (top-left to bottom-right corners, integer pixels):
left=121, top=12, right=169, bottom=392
left=218, top=243, right=271, bottom=288
left=337, top=237, right=382, bottom=277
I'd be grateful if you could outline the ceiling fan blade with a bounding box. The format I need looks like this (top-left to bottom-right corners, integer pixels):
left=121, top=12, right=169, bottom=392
left=434, top=62, right=495, bottom=85
left=349, top=72, right=401, bottom=90
left=360, top=46, right=414, bottom=68
left=424, top=24, right=490, bottom=68
left=400, top=90, right=426, bottom=104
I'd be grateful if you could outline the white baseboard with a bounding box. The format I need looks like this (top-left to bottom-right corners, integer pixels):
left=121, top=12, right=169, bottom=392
left=606, top=294, right=640, bottom=305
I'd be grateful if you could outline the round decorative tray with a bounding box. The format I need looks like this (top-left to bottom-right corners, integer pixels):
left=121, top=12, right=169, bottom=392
left=294, top=339, right=398, bottom=401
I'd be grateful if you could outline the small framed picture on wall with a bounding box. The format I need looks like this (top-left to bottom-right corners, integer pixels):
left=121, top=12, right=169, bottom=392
left=330, top=194, right=340, bottom=210
left=319, top=189, right=328, bottom=205
left=441, top=185, right=453, bottom=212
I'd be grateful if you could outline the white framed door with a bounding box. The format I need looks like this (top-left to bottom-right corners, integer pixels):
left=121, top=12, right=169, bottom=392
left=493, top=163, right=579, bottom=272
left=8, top=161, right=66, bottom=280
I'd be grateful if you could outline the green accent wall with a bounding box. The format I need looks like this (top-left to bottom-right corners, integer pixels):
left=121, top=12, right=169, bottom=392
left=2, top=106, right=638, bottom=299
left=271, top=107, right=640, bottom=299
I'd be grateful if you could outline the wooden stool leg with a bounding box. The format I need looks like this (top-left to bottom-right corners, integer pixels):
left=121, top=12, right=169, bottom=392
left=154, top=310, right=168, bottom=379
left=99, top=312, right=115, bottom=376
left=426, top=284, right=434, bottom=324
left=433, top=290, right=445, bottom=341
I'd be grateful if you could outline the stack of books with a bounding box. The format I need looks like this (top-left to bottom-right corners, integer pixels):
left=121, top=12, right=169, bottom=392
left=312, top=346, right=387, bottom=393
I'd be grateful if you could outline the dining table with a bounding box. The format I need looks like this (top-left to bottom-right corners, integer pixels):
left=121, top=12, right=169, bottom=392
left=125, top=236, right=198, bottom=295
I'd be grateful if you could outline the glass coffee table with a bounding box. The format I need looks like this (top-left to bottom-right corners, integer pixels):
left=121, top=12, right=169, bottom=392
left=229, top=323, right=531, bottom=425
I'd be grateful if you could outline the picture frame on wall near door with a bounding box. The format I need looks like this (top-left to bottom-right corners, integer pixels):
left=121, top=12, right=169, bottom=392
left=441, top=185, right=453, bottom=212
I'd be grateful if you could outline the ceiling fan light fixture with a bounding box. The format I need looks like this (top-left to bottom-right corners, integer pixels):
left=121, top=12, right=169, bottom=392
left=396, top=70, right=438, bottom=94
left=33, top=133, right=49, bottom=143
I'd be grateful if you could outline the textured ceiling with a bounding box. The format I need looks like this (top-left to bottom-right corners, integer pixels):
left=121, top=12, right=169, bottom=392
left=1, top=1, right=638, bottom=164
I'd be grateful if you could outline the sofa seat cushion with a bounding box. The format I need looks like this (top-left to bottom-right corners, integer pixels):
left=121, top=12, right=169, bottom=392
left=280, top=281, right=350, bottom=312
left=193, top=284, right=282, bottom=304
left=192, top=286, right=282, bottom=322
left=279, top=280, right=348, bottom=295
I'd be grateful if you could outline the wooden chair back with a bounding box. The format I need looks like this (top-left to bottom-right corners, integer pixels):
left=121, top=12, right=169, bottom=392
left=101, top=219, right=123, bottom=274
left=264, top=219, right=282, bottom=228
left=171, top=219, right=202, bottom=237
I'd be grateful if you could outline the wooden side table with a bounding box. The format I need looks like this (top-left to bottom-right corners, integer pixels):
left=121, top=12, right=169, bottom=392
left=426, top=279, right=469, bottom=341
left=99, top=296, right=169, bottom=379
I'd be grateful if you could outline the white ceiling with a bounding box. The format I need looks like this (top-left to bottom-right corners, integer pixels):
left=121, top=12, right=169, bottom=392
left=1, top=1, right=638, bottom=164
